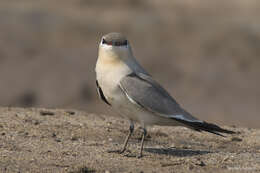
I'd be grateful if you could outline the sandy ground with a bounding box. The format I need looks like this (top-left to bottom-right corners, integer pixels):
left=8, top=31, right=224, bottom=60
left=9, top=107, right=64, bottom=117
left=0, top=107, right=259, bottom=173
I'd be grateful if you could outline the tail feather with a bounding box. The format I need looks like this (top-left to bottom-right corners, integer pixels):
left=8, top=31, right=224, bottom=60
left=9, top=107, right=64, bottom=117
left=171, top=118, right=235, bottom=137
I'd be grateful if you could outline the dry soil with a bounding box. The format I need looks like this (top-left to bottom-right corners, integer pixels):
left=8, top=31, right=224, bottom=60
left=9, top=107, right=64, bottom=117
left=0, top=107, right=259, bottom=173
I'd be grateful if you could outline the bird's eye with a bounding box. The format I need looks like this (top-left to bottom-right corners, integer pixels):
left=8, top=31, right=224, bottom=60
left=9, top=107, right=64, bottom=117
left=102, top=38, right=107, bottom=44
left=102, top=38, right=113, bottom=45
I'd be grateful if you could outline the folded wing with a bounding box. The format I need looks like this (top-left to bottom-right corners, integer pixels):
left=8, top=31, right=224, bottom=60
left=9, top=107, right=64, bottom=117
left=119, top=73, right=235, bottom=136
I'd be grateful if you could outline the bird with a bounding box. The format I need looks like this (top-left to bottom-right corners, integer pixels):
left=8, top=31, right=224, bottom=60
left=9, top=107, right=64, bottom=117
left=95, top=32, right=235, bottom=158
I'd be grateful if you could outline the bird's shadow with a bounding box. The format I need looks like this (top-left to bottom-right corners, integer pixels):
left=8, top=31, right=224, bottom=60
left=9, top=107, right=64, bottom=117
left=144, top=147, right=211, bottom=157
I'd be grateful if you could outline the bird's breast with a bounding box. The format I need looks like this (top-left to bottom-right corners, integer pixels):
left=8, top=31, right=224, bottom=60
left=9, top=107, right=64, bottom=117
left=96, top=59, right=131, bottom=102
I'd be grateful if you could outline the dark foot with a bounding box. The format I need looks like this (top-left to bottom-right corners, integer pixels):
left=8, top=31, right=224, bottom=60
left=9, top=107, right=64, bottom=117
left=107, top=149, right=125, bottom=154
left=137, top=153, right=143, bottom=159
left=123, top=153, right=144, bottom=158
left=122, top=153, right=137, bottom=158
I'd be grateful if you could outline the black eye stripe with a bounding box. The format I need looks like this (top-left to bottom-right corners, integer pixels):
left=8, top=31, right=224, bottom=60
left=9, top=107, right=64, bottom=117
left=102, top=38, right=107, bottom=44
left=102, top=39, right=128, bottom=46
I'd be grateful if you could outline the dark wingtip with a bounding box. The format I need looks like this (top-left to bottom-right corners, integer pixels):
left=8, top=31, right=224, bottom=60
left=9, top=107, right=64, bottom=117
left=171, top=118, right=236, bottom=137
left=200, top=121, right=236, bottom=135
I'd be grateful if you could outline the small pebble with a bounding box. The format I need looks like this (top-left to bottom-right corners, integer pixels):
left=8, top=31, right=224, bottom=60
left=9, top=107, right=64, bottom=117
left=71, top=136, right=79, bottom=141
left=40, top=110, right=55, bottom=116
left=195, top=161, right=206, bottom=166
left=222, top=156, right=229, bottom=162
left=55, top=139, right=61, bottom=142
left=34, top=120, right=40, bottom=125
left=66, top=111, right=75, bottom=115
left=231, top=137, right=242, bottom=142
left=189, top=164, right=194, bottom=170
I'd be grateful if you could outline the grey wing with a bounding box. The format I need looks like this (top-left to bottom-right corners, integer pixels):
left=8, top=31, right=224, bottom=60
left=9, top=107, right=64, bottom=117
left=119, top=73, right=236, bottom=136
left=119, top=73, right=200, bottom=122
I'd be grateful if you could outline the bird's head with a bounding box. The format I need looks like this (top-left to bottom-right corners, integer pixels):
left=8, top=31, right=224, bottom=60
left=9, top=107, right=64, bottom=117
left=98, top=32, right=133, bottom=62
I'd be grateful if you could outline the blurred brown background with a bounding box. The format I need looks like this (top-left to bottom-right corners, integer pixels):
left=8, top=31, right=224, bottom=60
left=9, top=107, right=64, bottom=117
left=0, top=0, right=259, bottom=128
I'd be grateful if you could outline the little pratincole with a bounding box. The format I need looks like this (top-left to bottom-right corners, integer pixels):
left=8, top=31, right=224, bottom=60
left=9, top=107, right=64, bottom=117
left=95, top=32, right=235, bottom=158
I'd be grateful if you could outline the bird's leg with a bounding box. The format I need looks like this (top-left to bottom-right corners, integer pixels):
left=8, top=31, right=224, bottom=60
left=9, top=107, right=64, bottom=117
left=119, top=123, right=134, bottom=153
left=138, top=128, right=147, bottom=158
left=107, top=122, right=134, bottom=154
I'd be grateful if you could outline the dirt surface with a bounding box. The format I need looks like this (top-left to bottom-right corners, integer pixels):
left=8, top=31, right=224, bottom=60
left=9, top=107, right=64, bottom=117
left=0, top=107, right=259, bottom=173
